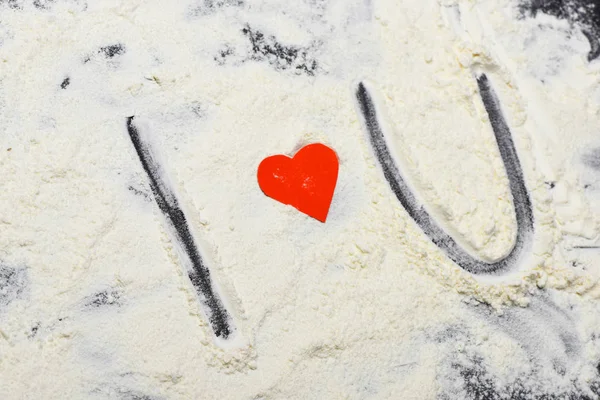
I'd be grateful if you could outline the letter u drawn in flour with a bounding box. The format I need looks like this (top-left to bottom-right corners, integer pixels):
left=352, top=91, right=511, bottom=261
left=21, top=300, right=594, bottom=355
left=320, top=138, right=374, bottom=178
left=356, top=74, right=534, bottom=275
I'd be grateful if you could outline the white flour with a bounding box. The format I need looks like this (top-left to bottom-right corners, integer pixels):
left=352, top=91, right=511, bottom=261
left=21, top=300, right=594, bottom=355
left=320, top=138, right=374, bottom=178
left=1, top=0, right=600, bottom=398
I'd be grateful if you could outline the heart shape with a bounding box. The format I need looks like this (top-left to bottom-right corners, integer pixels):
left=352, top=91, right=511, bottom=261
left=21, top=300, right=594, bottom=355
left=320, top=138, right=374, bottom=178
left=257, top=143, right=339, bottom=222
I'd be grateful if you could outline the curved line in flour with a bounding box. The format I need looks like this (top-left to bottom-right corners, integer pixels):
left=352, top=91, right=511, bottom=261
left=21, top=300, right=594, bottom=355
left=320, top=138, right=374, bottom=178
left=355, top=74, right=534, bottom=275
left=126, top=117, right=234, bottom=339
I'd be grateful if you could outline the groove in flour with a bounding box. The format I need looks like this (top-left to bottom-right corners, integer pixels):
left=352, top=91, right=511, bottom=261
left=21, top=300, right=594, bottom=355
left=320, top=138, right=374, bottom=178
left=355, top=75, right=533, bottom=275
left=126, top=117, right=234, bottom=339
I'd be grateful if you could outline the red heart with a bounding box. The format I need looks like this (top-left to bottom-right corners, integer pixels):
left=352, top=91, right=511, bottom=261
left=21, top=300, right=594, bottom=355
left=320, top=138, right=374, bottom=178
left=257, top=143, right=339, bottom=223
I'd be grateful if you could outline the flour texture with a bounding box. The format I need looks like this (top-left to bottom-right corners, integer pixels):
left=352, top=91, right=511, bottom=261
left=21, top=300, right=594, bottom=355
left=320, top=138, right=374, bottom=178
left=1, top=0, right=600, bottom=398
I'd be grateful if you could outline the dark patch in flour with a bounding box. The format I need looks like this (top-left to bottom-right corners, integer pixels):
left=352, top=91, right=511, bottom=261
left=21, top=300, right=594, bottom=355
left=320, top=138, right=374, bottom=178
left=100, top=44, right=125, bottom=59
left=592, top=380, right=600, bottom=397
left=474, top=295, right=580, bottom=367
left=0, top=264, right=27, bottom=307
left=520, top=0, right=600, bottom=60
left=0, top=0, right=88, bottom=12
left=432, top=324, right=468, bottom=344
left=452, top=355, right=502, bottom=400
left=2, top=0, right=74, bottom=9
left=0, top=0, right=22, bottom=9
left=582, top=146, right=600, bottom=170
left=125, top=116, right=233, bottom=339
left=33, top=0, right=53, bottom=9
left=438, top=337, right=600, bottom=399
left=189, top=0, right=244, bottom=16
left=117, top=390, right=160, bottom=400
left=241, top=24, right=319, bottom=75
left=214, top=45, right=235, bottom=65
left=28, top=322, right=40, bottom=338
left=60, top=77, right=70, bottom=89
left=191, top=103, right=206, bottom=118
left=91, top=385, right=163, bottom=400
left=84, top=289, right=122, bottom=308
left=1, top=0, right=89, bottom=11
left=450, top=293, right=600, bottom=399
left=128, top=185, right=151, bottom=201
left=355, top=75, right=534, bottom=275
left=82, top=44, right=125, bottom=65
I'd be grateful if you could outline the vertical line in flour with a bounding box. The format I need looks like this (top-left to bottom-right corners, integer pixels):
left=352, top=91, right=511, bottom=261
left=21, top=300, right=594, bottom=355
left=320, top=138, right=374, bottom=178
left=356, top=76, right=533, bottom=275
left=476, top=74, right=534, bottom=236
left=126, top=116, right=233, bottom=339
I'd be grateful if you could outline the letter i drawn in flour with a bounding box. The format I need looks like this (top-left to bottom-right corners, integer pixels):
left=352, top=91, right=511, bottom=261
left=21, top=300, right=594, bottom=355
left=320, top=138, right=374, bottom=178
left=126, top=117, right=235, bottom=341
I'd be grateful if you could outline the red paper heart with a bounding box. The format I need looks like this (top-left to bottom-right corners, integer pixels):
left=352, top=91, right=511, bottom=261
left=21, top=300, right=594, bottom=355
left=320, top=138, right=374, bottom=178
left=257, top=143, right=339, bottom=222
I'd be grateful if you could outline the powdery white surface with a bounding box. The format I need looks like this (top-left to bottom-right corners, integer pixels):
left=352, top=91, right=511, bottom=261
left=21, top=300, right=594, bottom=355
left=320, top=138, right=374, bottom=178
left=0, top=0, right=600, bottom=398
